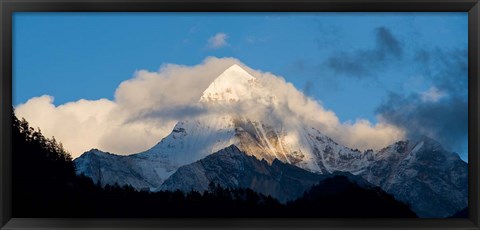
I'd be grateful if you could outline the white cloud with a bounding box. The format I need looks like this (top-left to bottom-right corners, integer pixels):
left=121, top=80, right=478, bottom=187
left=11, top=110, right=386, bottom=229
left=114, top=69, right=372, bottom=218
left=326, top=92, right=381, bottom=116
left=207, top=33, right=228, bottom=49
left=15, top=95, right=118, bottom=156
left=15, top=57, right=405, bottom=159
left=421, top=86, right=445, bottom=102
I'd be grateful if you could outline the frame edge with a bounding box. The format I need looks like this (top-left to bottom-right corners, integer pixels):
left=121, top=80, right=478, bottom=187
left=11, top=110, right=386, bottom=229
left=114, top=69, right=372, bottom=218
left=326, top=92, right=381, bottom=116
left=0, top=1, right=13, bottom=229
left=468, top=0, right=480, bottom=228
left=1, top=0, right=479, bottom=229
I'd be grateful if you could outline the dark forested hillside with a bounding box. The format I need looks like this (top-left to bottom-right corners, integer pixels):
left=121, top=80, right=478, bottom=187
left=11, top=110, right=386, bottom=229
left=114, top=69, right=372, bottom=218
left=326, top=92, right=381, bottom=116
left=12, top=110, right=417, bottom=218
left=13, top=108, right=79, bottom=216
left=287, top=175, right=417, bottom=217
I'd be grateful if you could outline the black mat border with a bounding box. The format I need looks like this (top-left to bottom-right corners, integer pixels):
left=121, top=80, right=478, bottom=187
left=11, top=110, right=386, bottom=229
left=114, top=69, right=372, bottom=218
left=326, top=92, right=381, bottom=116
left=1, top=0, right=479, bottom=229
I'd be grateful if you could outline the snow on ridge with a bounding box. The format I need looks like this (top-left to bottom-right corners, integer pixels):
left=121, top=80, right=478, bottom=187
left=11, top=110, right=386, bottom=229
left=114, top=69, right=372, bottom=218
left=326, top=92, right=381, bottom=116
left=199, top=64, right=257, bottom=103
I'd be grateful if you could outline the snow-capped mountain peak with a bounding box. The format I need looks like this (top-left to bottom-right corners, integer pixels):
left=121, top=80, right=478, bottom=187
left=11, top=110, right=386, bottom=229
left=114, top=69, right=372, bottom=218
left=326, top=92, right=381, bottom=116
left=199, top=64, right=257, bottom=103
left=74, top=64, right=467, bottom=218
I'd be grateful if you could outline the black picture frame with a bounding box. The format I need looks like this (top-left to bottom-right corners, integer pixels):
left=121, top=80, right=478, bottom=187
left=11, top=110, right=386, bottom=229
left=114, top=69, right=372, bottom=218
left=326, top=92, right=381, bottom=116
left=1, top=0, right=479, bottom=229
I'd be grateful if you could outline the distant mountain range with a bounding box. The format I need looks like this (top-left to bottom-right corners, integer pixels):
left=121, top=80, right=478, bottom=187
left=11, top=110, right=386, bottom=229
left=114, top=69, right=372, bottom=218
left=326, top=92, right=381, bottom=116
left=74, top=64, right=468, bottom=218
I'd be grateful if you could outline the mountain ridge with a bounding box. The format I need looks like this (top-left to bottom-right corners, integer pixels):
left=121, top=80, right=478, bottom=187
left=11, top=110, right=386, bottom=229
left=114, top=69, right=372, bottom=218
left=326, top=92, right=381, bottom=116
left=159, top=144, right=328, bottom=203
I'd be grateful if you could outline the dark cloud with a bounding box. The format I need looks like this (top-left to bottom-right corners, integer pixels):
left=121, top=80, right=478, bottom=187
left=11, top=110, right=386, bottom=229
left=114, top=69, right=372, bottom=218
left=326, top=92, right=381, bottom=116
left=326, top=26, right=403, bottom=78
left=375, top=27, right=402, bottom=58
left=414, top=48, right=468, bottom=97
left=127, top=105, right=208, bottom=124
left=327, top=52, right=371, bottom=77
left=376, top=47, right=468, bottom=154
left=377, top=94, right=467, bottom=152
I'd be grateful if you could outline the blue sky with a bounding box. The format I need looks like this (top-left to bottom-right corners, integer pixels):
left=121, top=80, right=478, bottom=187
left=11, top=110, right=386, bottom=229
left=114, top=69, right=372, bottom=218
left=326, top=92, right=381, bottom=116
left=13, top=12, right=468, bottom=161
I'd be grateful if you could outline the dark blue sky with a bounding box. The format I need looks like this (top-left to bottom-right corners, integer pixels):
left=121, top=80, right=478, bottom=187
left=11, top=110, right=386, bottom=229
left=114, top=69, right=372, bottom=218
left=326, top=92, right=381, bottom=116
left=13, top=12, right=468, bottom=161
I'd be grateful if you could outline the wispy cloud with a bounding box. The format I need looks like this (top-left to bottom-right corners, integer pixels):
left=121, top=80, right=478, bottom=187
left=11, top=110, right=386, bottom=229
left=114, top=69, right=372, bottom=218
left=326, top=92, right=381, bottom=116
left=421, top=87, right=445, bottom=102
left=207, top=33, right=228, bottom=49
left=326, top=26, right=403, bottom=79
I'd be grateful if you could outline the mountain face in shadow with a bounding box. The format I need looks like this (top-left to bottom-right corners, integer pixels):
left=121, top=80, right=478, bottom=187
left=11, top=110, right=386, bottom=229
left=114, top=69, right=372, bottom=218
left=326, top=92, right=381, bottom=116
left=359, top=137, right=468, bottom=217
left=155, top=144, right=418, bottom=217
left=160, top=144, right=417, bottom=219
left=159, top=145, right=326, bottom=203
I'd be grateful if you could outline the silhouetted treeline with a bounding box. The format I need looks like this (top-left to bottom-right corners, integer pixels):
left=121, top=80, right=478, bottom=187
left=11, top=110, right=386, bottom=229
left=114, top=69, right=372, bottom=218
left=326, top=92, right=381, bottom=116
left=13, top=108, right=79, bottom=215
left=13, top=110, right=417, bottom=218
left=287, top=176, right=417, bottom=217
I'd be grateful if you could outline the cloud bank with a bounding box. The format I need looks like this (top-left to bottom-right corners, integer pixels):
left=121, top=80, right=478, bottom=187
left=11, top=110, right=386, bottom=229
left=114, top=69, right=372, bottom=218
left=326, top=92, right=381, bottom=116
left=16, top=57, right=405, bottom=158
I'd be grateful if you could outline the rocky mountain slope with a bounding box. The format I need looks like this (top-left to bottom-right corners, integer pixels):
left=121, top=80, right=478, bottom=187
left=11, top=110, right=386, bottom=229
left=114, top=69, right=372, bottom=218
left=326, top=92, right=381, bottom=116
left=159, top=144, right=327, bottom=202
left=359, top=136, right=468, bottom=217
